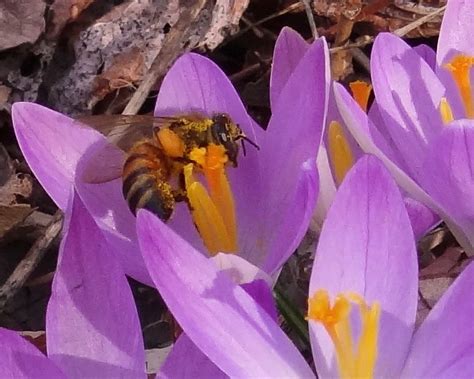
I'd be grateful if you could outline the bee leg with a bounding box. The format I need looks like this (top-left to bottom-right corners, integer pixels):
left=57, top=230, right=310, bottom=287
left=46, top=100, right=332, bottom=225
left=172, top=189, right=187, bottom=203
left=174, top=156, right=202, bottom=167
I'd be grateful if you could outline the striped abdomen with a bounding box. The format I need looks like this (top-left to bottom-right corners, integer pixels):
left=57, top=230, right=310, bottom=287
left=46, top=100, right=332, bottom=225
left=122, top=140, right=175, bottom=220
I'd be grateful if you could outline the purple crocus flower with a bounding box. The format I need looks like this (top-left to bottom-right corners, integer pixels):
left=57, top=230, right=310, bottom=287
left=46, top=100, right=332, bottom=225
left=0, top=190, right=145, bottom=377
left=12, top=34, right=329, bottom=285
left=136, top=155, right=474, bottom=378
left=334, top=0, right=474, bottom=254
left=271, top=27, right=438, bottom=239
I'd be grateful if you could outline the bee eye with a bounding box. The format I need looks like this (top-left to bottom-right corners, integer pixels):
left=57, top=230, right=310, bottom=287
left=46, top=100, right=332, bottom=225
left=219, top=132, right=228, bottom=143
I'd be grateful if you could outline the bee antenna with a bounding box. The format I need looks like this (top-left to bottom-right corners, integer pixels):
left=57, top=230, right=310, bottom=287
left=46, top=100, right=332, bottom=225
left=241, top=134, right=260, bottom=150
left=241, top=139, right=247, bottom=156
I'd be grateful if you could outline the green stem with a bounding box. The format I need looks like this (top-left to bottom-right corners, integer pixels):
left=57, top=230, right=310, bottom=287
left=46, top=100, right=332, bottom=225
left=274, top=286, right=310, bottom=347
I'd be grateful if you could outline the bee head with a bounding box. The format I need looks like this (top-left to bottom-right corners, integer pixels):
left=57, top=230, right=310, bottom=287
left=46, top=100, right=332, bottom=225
left=211, top=113, right=260, bottom=167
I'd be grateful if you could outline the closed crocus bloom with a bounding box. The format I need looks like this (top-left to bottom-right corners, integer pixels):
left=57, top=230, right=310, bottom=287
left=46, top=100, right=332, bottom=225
left=334, top=0, right=474, bottom=254
left=271, top=27, right=439, bottom=240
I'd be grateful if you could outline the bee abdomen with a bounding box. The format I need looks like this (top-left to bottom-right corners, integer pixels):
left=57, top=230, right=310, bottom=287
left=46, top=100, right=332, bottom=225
left=122, top=143, right=175, bottom=220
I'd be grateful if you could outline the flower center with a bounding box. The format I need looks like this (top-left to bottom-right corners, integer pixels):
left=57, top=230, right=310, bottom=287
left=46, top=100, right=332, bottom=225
left=327, top=81, right=372, bottom=186
left=349, top=80, right=373, bottom=113
left=328, top=121, right=354, bottom=186
left=439, top=97, right=454, bottom=124
left=307, top=290, right=381, bottom=379
left=184, top=144, right=237, bottom=255
left=444, top=55, right=474, bottom=119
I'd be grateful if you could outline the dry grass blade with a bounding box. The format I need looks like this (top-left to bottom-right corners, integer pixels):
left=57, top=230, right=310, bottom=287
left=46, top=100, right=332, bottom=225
left=226, top=2, right=303, bottom=43
left=330, top=5, right=447, bottom=53
left=0, top=210, right=62, bottom=312
left=393, top=5, right=447, bottom=37
left=301, top=0, right=318, bottom=39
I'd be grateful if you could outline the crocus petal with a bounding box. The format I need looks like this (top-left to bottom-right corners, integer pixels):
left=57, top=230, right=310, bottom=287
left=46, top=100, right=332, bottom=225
left=333, top=82, right=440, bottom=214
left=366, top=101, right=405, bottom=169
left=313, top=145, right=337, bottom=229
left=46, top=191, right=145, bottom=378
left=414, top=44, right=436, bottom=69
left=401, top=262, right=474, bottom=377
left=437, top=0, right=474, bottom=65
left=137, top=210, right=314, bottom=378
left=404, top=197, right=440, bottom=240
left=0, top=327, right=65, bottom=378
left=160, top=282, right=277, bottom=379
left=309, top=155, right=418, bottom=378
left=211, top=252, right=272, bottom=287
left=270, top=26, right=309, bottom=107
left=212, top=254, right=278, bottom=319
left=256, top=38, right=328, bottom=268
left=158, top=334, right=226, bottom=379
left=11, top=102, right=105, bottom=210
left=159, top=256, right=277, bottom=379
left=75, top=176, right=152, bottom=285
left=421, top=120, right=474, bottom=253
left=262, top=159, right=318, bottom=275
left=371, top=33, right=445, bottom=182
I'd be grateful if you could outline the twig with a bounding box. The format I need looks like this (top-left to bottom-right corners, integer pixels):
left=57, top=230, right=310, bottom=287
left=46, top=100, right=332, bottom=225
left=351, top=47, right=370, bottom=73
left=301, top=0, right=318, bottom=39
left=0, top=211, right=63, bottom=311
left=241, top=16, right=264, bottom=38
left=122, top=0, right=208, bottom=115
left=393, top=5, right=446, bottom=37
left=225, top=2, right=303, bottom=44
left=330, top=5, right=446, bottom=54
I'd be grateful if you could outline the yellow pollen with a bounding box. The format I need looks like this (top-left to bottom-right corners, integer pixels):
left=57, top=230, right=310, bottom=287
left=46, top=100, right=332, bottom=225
left=307, top=290, right=380, bottom=379
left=439, top=97, right=454, bottom=124
left=444, top=55, right=474, bottom=119
left=188, top=147, right=207, bottom=167
left=328, top=121, right=354, bottom=186
left=349, top=80, right=373, bottom=113
left=185, top=145, right=237, bottom=255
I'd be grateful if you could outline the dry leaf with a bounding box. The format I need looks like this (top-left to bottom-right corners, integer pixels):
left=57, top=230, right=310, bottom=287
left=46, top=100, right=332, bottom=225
left=313, top=0, right=445, bottom=39
left=419, top=247, right=464, bottom=279
left=0, top=204, right=33, bottom=239
left=20, top=331, right=47, bottom=355
left=0, top=1, right=46, bottom=51
left=0, top=85, right=12, bottom=110
left=0, top=144, right=14, bottom=186
left=48, top=0, right=94, bottom=38
left=90, top=48, right=145, bottom=108
left=416, top=276, right=453, bottom=326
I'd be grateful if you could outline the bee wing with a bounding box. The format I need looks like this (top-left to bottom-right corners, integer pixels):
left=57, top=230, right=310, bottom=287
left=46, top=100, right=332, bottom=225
left=76, top=114, right=158, bottom=150
left=74, top=115, right=152, bottom=184
left=80, top=143, right=125, bottom=184
left=76, top=114, right=201, bottom=184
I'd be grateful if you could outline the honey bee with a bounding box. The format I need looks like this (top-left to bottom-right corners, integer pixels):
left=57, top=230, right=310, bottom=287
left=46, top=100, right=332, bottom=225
left=78, top=113, right=259, bottom=221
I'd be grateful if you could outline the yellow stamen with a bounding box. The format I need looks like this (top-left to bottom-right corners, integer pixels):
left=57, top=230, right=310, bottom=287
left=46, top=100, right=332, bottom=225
left=349, top=81, right=373, bottom=113
left=184, top=164, right=233, bottom=254
left=444, top=55, right=474, bottom=119
left=184, top=144, right=237, bottom=254
left=307, top=290, right=380, bottom=379
left=327, top=121, right=354, bottom=186
left=439, top=97, right=454, bottom=124
left=202, top=145, right=237, bottom=250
